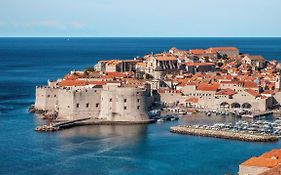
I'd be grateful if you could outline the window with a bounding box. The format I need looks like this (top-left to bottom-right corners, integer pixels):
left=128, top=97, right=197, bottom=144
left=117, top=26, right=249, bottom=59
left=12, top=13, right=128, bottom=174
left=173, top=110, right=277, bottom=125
left=124, top=99, right=127, bottom=103
left=137, top=99, right=140, bottom=103
left=137, top=106, right=140, bottom=110
left=54, top=95, right=56, bottom=97
left=96, top=103, right=99, bottom=108
left=110, top=98, right=112, bottom=102
left=86, top=103, right=89, bottom=108
left=124, top=106, right=127, bottom=110
left=47, top=95, right=50, bottom=97
left=76, top=103, right=80, bottom=108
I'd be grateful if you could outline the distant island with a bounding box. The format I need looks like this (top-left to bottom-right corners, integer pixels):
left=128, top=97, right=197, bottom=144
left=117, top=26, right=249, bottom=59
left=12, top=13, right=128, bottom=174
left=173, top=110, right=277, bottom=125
left=30, top=46, right=281, bottom=130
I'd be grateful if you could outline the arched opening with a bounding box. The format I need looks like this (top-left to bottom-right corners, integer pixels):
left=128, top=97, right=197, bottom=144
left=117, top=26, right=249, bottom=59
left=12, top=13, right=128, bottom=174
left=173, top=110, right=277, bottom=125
left=220, top=102, right=230, bottom=109
left=231, top=103, right=241, bottom=108
left=242, top=103, right=252, bottom=109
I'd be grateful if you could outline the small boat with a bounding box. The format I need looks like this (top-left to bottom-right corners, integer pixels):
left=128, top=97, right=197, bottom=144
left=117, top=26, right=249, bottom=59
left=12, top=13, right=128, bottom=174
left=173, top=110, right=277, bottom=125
left=157, top=118, right=165, bottom=122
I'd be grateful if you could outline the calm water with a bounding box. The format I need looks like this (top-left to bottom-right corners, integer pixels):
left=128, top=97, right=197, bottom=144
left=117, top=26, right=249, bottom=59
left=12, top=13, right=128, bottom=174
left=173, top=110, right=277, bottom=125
left=1, top=37, right=281, bottom=175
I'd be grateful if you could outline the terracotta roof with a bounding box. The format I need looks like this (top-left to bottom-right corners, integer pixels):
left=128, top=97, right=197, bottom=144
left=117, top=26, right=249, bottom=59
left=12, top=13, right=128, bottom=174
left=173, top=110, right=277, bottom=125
left=58, top=80, right=106, bottom=87
left=197, top=83, right=219, bottom=91
left=220, top=80, right=241, bottom=85
left=207, top=47, right=238, bottom=52
left=58, top=80, right=87, bottom=87
left=186, top=82, right=198, bottom=86
left=245, top=89, right=260, bottom=97
left=262, top=90, right=275, bottom=95
left=103, top=72, right=128, bottom=78
left=155, top=55, right=177, bottom=61
left=262, top=149, right=281, bottom=159
left=241, top=149, right=281, bottom=168
left=185, top=62, right=215, bottom=67
left=189, top=49, right=206, bottom=55
left=241, top=157, right=279, bottom=168
left=64, top=74, right=78, bottom=80
left=216, top=88, right=237, bottom=96
left=243, top=81, right=259, bottom=88
left=88, top=81, right=106, bottom=86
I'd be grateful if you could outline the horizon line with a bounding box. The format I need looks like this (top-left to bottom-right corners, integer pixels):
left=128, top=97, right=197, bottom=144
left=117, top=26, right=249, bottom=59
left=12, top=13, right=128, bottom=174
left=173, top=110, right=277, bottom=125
left=1, top=36, right=281, bottom=38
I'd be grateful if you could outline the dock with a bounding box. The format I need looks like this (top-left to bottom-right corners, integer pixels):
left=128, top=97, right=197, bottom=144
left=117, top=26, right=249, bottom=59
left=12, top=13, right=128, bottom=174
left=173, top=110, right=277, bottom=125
left=241, top=111, right=273, bottom=119
left=34, top=117, right=91, bottom=132
left=34, top=118, right=156, bottom=132
left=170, top=125, right=279, bottom=142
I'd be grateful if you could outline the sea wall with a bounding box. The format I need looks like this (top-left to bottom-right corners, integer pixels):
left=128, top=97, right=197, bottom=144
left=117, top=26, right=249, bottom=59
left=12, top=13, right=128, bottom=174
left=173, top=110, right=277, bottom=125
left=35, top=86, right=58, bottom=111
left=57, top=87, right=102, bottom=121
left=170, top=126, right=279, bottom=142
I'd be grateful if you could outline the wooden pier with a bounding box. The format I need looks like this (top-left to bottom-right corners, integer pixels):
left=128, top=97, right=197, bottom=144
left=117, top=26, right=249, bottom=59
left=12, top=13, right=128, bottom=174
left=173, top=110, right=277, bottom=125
left=170, top=125, right=279, bottom=142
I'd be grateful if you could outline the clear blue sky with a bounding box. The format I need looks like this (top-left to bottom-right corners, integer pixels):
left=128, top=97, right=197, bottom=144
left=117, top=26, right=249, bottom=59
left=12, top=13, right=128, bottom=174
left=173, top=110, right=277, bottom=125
left=1, top=0, right=281, bottom=37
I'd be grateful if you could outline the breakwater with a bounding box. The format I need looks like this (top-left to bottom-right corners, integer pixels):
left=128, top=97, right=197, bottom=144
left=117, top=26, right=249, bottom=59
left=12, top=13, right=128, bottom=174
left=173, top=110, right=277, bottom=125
left=35, top=119, right=156, bottom=132
left=170, top=125, right=279, bottom=142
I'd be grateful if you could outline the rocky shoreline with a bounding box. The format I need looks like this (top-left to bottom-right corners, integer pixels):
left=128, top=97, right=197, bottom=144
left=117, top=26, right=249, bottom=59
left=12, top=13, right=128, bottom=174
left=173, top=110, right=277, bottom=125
left=170, top=125, right=279, bottom=142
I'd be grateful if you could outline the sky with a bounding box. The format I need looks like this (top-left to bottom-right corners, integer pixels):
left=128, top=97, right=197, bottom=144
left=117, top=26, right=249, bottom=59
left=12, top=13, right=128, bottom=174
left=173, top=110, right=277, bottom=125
left=0, top=0, right=281, bottom=37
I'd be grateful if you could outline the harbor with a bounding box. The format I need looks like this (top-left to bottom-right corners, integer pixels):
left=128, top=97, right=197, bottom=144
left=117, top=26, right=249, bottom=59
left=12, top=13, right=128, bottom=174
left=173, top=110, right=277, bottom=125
left=170, top=125, right=279, bottom=142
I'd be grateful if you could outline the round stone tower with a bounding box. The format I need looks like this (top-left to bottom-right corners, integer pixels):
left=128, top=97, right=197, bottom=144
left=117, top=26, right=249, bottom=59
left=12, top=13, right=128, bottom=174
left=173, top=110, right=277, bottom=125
left=99, top=86, right=149, bottom=122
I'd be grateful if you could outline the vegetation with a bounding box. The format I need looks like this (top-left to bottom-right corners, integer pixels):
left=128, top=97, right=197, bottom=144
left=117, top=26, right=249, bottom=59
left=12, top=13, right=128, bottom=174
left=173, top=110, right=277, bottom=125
left=144, top=73, right=154, bottom=79
left=84, top=66, right=96, bottom=72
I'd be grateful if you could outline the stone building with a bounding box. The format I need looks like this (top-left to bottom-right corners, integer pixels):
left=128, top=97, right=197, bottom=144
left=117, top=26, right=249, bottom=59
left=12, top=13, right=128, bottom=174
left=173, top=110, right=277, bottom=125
left=185, top=62, right=215, bottom=74
left=34, top=83, right=151, bottom=122
left=144, top=54, right=178, bottom=75
left=242, top=55, right=266, bottom=70
left=206, top=47, right=239, bottom=58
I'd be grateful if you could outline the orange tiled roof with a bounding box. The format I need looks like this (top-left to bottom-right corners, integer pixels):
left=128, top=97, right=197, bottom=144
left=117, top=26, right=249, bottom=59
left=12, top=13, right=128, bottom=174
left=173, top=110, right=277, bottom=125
left=155, top=55, right=177, bottom=61
left=103, top=72, right=128, bottom=78
left=243, top=81, right=259, bottom=88
left=207, top=47, right=238, bottom=52
left=186, top=62, right=215, bottom=67
left=241, top=157, right=279, bottom=168
left=189, top=49, right=206, bottom=55
left=216, top=88, right=237, bottom=96
left=88, top=81, right=106, bottom=86
left=64, top=74, right=78, bottom=80
left=245, top=89, right=260, bottom=97
left=241, top=149, right=281, bottom=168
left=262, top=149, right=281, bottom=159
left=58, top=80, right=87, bottom=86
left=197, top=83, right=219, bottom=91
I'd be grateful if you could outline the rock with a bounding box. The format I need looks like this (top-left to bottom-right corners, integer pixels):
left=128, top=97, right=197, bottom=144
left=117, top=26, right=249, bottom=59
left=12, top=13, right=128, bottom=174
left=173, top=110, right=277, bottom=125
left=28, top=104, right=36, bottom=113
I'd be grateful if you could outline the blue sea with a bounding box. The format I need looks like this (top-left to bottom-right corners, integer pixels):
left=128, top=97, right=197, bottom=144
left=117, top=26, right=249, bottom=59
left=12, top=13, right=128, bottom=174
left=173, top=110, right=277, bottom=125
left=1, top=37, right=281, bottom=175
